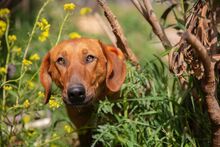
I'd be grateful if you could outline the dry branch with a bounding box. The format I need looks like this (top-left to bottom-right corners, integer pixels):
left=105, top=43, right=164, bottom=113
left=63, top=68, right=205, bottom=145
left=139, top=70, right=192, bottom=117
left=168, top=0, right=220, bottom=145
left=183, top=32, right=211, bottom=72
left=96, top=0, right=139, bottom=66
left=130, top=0, right=172, bottom=50
left=184, top=31, right=220, bottom=147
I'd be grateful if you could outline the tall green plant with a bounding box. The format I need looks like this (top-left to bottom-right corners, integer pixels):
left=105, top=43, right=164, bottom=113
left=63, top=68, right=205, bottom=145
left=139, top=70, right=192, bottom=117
left=0, top=1, right=84, bottom=146
left=93, top=59, right=210, bottom=146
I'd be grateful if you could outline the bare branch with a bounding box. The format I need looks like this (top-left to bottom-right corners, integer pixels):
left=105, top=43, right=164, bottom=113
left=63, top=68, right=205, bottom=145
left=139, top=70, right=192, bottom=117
left=184, top=31, right=220, bottom=146
left=97, top=0, right=139, bottom=66
left=130, top=0, right=144, bottom=15
left=183, top=31, right=211, bottom=73
left=130, top=0, right=172, bottom=50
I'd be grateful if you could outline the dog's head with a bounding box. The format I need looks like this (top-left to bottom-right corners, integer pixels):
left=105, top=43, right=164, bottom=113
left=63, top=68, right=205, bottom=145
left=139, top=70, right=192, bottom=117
left=40, top=38, right=126, bottom=106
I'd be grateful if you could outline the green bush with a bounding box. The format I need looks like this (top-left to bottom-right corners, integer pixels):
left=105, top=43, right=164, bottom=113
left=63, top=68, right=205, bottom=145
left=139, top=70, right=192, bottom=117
left=93, top=61, right=210, bottom=146
left=0, top=1, right=81, bottom=146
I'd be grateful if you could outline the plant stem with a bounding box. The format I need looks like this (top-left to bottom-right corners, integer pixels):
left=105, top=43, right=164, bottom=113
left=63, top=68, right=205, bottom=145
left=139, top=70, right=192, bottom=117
left=38, top=136, right=61, bottom=146
left=18, top=0, right=51, bottom=93
left=55, top=12, right=70, bottom=45
left=0, top=70, right=26, bottom=87
left=2, top=17, right=10, bottom=111
left=123, top=96, right=128, bottom=118
left=1, top=17, right=10, bottom=146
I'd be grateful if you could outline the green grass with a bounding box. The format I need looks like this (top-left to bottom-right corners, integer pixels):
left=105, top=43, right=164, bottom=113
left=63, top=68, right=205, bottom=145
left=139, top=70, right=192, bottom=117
left=92, top=60, right=210, bottom=146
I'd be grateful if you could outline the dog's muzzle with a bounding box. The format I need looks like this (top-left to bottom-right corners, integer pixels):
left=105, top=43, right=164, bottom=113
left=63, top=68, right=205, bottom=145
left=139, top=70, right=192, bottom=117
left=67, top=84, right=86, bottom=105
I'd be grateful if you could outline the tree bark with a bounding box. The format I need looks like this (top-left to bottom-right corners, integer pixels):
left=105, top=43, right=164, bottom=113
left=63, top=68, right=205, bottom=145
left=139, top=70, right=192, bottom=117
left=97, top=0, right=139, bottom=66
left=184, top=31, right=220, bottom=147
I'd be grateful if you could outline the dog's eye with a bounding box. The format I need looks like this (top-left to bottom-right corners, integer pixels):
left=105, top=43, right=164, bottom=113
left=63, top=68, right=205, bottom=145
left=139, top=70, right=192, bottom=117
left=86, top=55, right=96, bottom=63
left=57, top=57, right=65, bottom=65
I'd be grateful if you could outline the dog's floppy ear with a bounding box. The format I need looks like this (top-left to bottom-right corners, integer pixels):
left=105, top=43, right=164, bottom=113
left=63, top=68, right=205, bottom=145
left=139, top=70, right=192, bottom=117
left=40, top=52, right=52, bottom=104
left=101, top=43, right=126, bottom=92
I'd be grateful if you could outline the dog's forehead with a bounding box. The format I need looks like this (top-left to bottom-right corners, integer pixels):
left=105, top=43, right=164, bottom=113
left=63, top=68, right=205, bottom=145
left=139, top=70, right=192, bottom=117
left=74, top=39, right=102, bottom=53
left=51, top=39, right=103, bottom=56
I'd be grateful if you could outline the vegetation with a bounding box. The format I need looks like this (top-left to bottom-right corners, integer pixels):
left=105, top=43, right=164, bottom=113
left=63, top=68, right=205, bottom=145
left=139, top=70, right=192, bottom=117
left=0, top=0, right=218, bottom=146
left=93, top=61, right=210, bottom=146
left=0, top=1, right=79, bottom=146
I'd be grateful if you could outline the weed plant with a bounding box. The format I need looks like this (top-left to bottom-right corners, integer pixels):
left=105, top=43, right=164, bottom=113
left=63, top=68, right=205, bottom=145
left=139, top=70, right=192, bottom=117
left=0, top=1, right=81, bottom=146
left=93, top=61, right=211, bottom=147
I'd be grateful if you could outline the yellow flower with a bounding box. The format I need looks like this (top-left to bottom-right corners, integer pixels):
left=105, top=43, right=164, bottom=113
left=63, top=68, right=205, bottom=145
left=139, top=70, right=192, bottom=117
left=12, top=46, right=22, bottom=55
left=38, top=30, right=49, bottom=42
left=38, top=91, right=45, bottom=97
left=3, top=85, right=12, bottom=91
left=0, top=20, right=6, bottom=37
left=0, top=8, right=10, bottom=17
left=64, top=124, right=73, bottom=133
left=23, top=99, right=30, bottom=108
left=29, top=53, right=40, bottom=61
left=22, top=115, right=31, bottom=124
left=22, top=59, right=32, bottom=66
left=0, top=67, right=6, bottom=74
left=37, top=18, right=50, bottom=31
left=41, top=18, right=49, bottom=26
left=8, top=35, right=17, bottom=42
left=27, top=81, right=35, bottom=89
left=80, top=7, right=92, bottom=15
left=38, top=35, right=45, bottom=42
left=49, top=99, right=60, bottom=109
left=69, top=32, right=81, bottom=39
left=37, top=18, right=50, bottom=42
left=64, top=3, right=76, bottom=11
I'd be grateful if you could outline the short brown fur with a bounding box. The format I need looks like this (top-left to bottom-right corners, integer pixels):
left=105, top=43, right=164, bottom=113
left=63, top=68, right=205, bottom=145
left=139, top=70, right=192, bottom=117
left=40, top=38, right=126, bottom=146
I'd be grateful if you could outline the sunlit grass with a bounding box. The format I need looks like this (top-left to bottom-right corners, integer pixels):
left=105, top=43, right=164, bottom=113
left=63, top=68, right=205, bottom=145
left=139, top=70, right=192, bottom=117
left=93, top=60, right=210, bottom=146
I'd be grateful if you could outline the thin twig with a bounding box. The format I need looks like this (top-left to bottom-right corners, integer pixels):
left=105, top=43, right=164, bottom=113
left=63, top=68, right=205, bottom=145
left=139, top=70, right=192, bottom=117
left=130, top=0, right=144, bottom=15
left=1, top=70, right=26, bottom=87
left=130, top=0, right=172, bottom=50
left=97, top=0, right=139, bottom=66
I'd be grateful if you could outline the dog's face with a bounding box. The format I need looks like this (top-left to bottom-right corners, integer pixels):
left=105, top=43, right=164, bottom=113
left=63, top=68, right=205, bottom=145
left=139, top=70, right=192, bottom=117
left=40, top=38, right=126, bottom=106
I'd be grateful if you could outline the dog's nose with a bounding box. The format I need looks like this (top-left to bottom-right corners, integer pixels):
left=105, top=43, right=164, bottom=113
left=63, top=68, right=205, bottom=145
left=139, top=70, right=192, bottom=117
left=67, top=84, right=86, bottom=104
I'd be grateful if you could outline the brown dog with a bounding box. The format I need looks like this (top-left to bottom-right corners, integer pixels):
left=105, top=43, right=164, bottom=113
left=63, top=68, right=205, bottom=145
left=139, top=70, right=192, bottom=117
left=40, top=38, right=126, bottom=146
